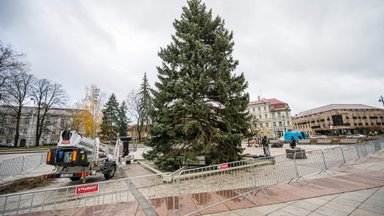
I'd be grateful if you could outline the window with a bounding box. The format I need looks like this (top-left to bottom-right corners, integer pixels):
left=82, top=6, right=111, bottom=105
left=0, top=128, right=4, bottom=135
left=287, top=121, right=290, bottom=126
left=264, top=114, right=268, bottom=119
left=332, top=115, right=344, bottom=126
left=8, top=129, right=13, bottom=135
left=11, top=118, right=16, bottom=123
left=6, top=139, right=11, bottom=144
left=23, top=128, right=28, bottom=134
left=279, top=122, right=282, bottom=126
left=25, top=118, right=30, bottom=124
left=278, top=112, right=281, bottom=118
left=263, top=106, right=266, bottom=111
left=273, top=122, right=276, bottom=127
left=258, top=107, right=261, bottom=111
left=252, top=107, right=255, bottom=112
left=259, top=115, right=262, bottom=119
left=3, top=118, right=7, bottom=124
left=266, top=123, right=269, bottom=127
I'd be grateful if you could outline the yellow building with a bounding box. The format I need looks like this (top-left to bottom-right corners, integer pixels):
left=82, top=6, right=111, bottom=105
left=248, top=98, right=293, bottom=139
left=292, top=104, right=384, bottom=136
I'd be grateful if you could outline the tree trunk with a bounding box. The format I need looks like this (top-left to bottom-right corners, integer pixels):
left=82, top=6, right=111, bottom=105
left=13, top=106, right=22, bottom=147
left=35, top=108, right=41, bottom=146
left=137, top=119, right=141, bottom=141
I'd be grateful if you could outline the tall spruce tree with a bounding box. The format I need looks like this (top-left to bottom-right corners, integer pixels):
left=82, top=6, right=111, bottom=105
left=145, top=0, right=250, bottom=171
left=118, top=101, right=129, bottom=136
left=139, top=72, right=152, bottom=136
left=100, top=94, right=120, bottom=143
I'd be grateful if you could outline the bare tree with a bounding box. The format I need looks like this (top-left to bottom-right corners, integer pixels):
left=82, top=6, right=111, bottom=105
left=2, top=71, right=34, bottom=146
left=249, top=115, right=260, bottom=138
left=0, top=41, right=28, bottom=102
left=31, top=79, right=66, bottom=146
left=126, top=89, right=144, bottom=141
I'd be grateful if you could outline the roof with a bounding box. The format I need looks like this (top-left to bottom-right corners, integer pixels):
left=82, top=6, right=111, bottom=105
left=249, top=98, right=287, bottom=106
left=296, top=104, right=380, bottom=117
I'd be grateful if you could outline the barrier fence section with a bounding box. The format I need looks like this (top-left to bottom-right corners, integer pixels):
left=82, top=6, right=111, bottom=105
left=176, top=155, right=297, bottom=215
left=0, top=153, right=46, bottom=181
left=0, top=173, right=178, bottom=216
left=0, top=139, right=383, bottom=216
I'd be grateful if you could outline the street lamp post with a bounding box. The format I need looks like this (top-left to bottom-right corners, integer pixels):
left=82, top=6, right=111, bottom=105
left=26, top=98, right=35, bottom=149
left=93, top=88, right=100, bottom=139
left=379, top=95, right=384, bottom=107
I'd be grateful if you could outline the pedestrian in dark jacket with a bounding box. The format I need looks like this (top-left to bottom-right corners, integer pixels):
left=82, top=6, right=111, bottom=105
left=290, top=136, right=296, bottom=149
left=262, top=136, right=271, bottom=157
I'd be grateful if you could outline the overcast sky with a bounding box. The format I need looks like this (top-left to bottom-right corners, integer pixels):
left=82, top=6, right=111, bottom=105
left=0, top=0, right=383, bottom=115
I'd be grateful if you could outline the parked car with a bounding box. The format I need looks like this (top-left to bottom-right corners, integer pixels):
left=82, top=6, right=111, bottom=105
left=0, top=143, right=13, bottom=147
left=351, top=134, right=367, bottom=138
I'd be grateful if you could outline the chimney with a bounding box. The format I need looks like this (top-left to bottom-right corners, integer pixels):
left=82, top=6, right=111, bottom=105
left=258, top=96, right=260, bottom=101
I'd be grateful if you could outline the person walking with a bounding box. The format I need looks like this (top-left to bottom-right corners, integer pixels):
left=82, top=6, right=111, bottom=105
left=262, top=136, right=271, bottom=157
left=290, top=136, right=297, bottom=149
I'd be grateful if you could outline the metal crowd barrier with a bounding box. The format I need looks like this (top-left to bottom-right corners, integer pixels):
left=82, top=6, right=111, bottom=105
left=0, top=173, right=179, bottom=216
left=0, top=139, right=383, bottom=216
left=0, top=153, right=46, bottom=181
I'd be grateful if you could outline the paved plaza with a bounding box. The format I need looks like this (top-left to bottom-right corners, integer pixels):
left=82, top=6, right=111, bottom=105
left=1, top=144, right=384, bottom=215
left=204, top=150, right=384, bottom=216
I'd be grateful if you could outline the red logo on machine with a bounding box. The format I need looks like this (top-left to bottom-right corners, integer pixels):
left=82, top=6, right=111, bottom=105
left=76, top=184, right=99, bottom=195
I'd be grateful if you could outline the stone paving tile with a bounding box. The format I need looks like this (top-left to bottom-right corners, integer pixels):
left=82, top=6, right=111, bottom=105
left=255, top=202, right=293, bottom=215
left=205, top=211, right=240, bottom=216
left=268, top=210, right=296, bottom=216
left=359, top=203, right=384, bottom=215
left=304, top=197, right=329, bottom=206
left=278, top=204, right=312, bottom=216
left=338, top=191, right=372, bottom=202
left=349, top=208, right=384, bottom=216
left=365, top=197, right=384, bottom=207
left=272, top=191, right=304, bottom=203
left=284, top=185, right=320, bottom=198
left=191, top=192, right=231, bottom=215
left=322, top=201, right=356, bottom=214
left=291, top=200, right=322, bottom=211
left=307, top=212, right=326, bottom=216
left=228, top=207, right=265, bottom=216
left=222, top=196, right=257, bottom=211
left=332, top=196, right=362, bottom=208
left=313, top=206, right=349, bottom=216
left=316, top=193, right=339, bottom=201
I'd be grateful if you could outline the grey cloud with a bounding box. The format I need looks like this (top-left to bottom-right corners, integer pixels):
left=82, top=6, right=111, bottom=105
left=0, top=0, right=383, bottom=114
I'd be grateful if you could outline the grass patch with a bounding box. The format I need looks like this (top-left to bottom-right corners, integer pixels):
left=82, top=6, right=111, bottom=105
left=0, top=177, right=53, bottom=195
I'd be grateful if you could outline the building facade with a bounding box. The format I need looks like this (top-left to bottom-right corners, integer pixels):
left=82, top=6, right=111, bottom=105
left=0, top=106, right=86, bottom=147
left=292, top=104, right=384, bottom=136
left=248, top=98, right=293, bottom=139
